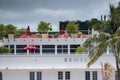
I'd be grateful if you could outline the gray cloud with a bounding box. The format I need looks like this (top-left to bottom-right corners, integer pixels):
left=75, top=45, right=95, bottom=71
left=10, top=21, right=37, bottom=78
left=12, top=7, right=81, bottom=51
left=0, top=0, right=119, bottom=31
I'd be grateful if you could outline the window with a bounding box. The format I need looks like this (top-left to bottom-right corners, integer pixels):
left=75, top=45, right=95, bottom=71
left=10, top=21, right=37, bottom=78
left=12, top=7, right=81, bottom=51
left=109, top=46, right=114, bottom=53
left=70, top=45, right=80, bottom=54
left=57, top=45, right=68, bottom=54
left=42, top=45, right=55, bottom=54
left=37, top=72, right=42, bottom=80
left=30, top=72, right=35, bottom=80
left=35, top=45, right=40, bottom=54
left=10, top=45, right=14, bottom=53
left=65, top=71, right=70, bottom=80
left=30, top=72, right=42, bottom=80
left=92, top=71, right=97, bottom=80
left=85, top=71, right=90, bottom=80
left=0, top=72, right=2, bottom=80
left=58, top=71, right=63, bottom=80
left=16, top=45, right=27, bottom=54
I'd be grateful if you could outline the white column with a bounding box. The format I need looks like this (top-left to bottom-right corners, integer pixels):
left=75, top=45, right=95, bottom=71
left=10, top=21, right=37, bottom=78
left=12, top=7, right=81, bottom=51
left=106, top=46, right=109, bottom=54
left=14, top=45, right=16, bottom=55
left=68, top=44, right=70, bottom=55
left=26, top=45, right=29, bottom=55
left=55, top=45, right=57, bottom=55
left=35, top=72, right=37, bottom=80
left=40, top=45, right=42, bottom=55
left=92, top=28, right=94, bottom=37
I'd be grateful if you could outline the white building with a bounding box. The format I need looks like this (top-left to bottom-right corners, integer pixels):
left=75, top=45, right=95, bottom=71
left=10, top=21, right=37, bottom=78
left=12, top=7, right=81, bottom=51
left=0, top=32, right=117, bottom=80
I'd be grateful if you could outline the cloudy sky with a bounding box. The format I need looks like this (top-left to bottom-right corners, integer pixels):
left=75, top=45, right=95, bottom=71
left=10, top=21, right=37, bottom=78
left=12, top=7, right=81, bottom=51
left=0, top=0, right=119, bottom=31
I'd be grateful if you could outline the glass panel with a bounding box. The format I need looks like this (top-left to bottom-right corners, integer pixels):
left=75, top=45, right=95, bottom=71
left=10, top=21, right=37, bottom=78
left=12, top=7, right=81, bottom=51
left=63, top=49, right=68, bottom=54
left=0, top=72, right=2, bottom=80
left=30, top=72, right=34, bottom=80
left=57, top=49, right=62, bottom=54
left=37, top=72, right=42, bottom=80
left=63, top=45, right=68, bottom=48
left=42, top=45, right=55, bottom=54
left=42, top=49, right=55, bottom=54
left=65, top=71, right=70, bottom=80
left=109, top=46, right=114, bottom=53
left=92, top=71, right=97, bottom=80
left=58, top=71, right=63, bottom=80
left=57, top=45, right=62, bottom=48
left=70, top=45, right=80, bottom=53
left=42, top=45, right=55, bottom=48
left=85, top=71, right=90, bottom=80
left=16, top=45, right=27, bottom=53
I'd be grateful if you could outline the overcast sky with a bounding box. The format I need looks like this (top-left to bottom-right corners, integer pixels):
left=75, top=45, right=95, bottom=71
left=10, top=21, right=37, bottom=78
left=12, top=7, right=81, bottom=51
left=0, top=0, right=119, bottom=31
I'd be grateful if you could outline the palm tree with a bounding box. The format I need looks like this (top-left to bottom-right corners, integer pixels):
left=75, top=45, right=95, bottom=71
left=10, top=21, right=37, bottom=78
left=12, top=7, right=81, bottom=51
left=105, top=3, right=120, bottom=34
left=83, top=27, right=120, bottom=80
left=103, top=63, right=113, bottom=80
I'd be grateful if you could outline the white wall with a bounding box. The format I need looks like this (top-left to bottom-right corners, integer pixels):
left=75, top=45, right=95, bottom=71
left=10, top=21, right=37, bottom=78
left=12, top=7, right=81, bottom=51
left=1, top=69, right=116, bottom=80
left=2, top=70, right=29, bottom=80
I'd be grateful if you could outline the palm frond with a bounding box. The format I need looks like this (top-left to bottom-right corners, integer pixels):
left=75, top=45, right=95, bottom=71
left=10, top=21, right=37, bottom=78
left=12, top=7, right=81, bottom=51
left=83, top=36, right=98, bottom=47
left=107, top=36, right=120, bottom=45
left=115, top=27, right=120, bottom=36
left=87, top=42, right=108, bottom=67
left=98, top=32, right=111, bottom=42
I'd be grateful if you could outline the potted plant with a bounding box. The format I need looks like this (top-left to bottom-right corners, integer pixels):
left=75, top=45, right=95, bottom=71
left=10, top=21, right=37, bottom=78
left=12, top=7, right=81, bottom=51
left=37, top=21, right=52, bottom=38
left=77, top=31, right=82, bottom=38
left=5, top=24, right=16, bottom=39
left=65, top=21, right=79, bottom=38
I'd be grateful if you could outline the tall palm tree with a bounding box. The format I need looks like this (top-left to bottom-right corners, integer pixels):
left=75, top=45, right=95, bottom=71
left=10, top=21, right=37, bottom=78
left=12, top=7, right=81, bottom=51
left=83, top=28, right=120, bottom=80
left=105, top=3, right=120, bottom=34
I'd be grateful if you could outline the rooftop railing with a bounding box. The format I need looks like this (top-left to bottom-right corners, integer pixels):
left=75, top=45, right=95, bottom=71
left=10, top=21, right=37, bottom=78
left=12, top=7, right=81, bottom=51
left=0, top=30, right=92, bottom=39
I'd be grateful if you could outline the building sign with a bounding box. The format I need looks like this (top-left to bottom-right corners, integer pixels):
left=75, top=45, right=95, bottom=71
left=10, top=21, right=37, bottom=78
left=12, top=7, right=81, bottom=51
left=64, top=57, right=88, bottom=62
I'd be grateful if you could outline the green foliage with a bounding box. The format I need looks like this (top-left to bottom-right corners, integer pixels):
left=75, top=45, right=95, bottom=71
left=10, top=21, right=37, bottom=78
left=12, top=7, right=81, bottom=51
left=89, top=19, right=101, bottom=29
left=0, top=46, right=11, bottom=54
left=37, top=21, right=52, bottom=33
left=5, top=24, right=16, bottom=34
left=106, top=3, right=120, bottom=34
left=66, top=21, right=79, bottom=34
left=0, top=24, right=5, bottom=39
left=75, top=46, right=86, bottom=54
left=77, top=31, right=82, bottom=37
left=15, top=28, right=26, bottom=36
left=84, top=26, right=120, bottom=80
left=54, top=33, right=59, bottom=38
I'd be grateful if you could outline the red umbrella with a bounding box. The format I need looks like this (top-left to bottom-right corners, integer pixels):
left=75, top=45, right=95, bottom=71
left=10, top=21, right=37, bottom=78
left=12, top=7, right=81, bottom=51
left=23, top=45, right=37, bottom=50
left=63, top=33, right=68, bottom=38
left=26, top=26, right=30, bottom=35
left=19, top=34, right=27, bottom=38
left=58, top=34, right=62, bottom=38
left=82, top=34, right=87, bottom=38
left=60, top=25, right=65, bottom=34
left=31, top=34, right=37, bottom=38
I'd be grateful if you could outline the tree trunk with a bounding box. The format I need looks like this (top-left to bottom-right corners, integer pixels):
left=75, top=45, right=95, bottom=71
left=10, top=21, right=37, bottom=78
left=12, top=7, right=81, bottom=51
left=117, top=64, right=120, bottom=80
left=118, top=68, right=120, bottom=80
left=115, top=56, right=120, bottom=80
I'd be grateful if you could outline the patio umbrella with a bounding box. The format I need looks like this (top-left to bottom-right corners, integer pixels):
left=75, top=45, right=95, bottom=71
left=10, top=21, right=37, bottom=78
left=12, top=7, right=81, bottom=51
left=26, top=26, right=30, bottom=35
left=31, top=34, right=37, bottom=38
left=19, top=34, right=27, bottom=38
left=63, top=33, right=68, bottom=38
left=23, top=45, right=37, bottom=50
left=60, top=25, right=65, bottom=34
left=82, top=34, right=87, bottom=38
